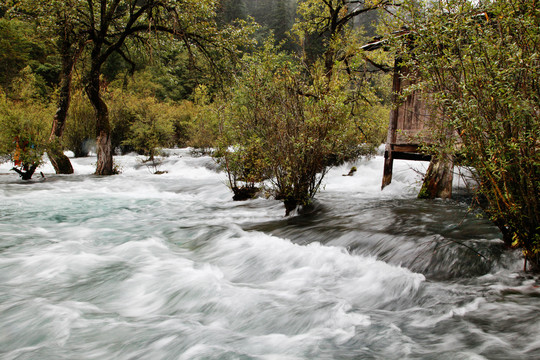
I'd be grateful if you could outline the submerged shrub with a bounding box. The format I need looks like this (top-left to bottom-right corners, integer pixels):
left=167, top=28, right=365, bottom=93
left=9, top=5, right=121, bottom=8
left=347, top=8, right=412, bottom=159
left=0, top=94, right=52, bottom=179
left=187, top=85, right=221, bottom=154
left=108, top=90, right=193, bottom=157
left=119, top=95, right=174, bottom=160
left=215, top=43, right=371, bottom=214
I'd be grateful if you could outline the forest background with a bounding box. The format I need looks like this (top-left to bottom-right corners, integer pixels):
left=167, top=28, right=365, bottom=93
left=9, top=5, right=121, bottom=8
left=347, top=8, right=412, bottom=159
left=0, top=0, right=389, bottom=166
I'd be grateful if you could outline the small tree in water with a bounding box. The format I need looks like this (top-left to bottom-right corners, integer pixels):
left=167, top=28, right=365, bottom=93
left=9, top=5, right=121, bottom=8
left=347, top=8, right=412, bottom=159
left=0, top=95, right=51, bottom=180
left=121, top=96, right=174, bottom=162
left=215, top=43, right=367, bottom=214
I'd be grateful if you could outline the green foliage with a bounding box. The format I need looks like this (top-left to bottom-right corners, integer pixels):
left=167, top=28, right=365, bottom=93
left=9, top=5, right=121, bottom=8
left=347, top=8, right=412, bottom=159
left=0, top=93, right=52, bottom=176
left=394, top=0, right=540, bottom=268
left=120, top=96, right=174, bottom=160
left=63, top=90, right=96, bottom=157
left=0, top=18, right=35, bottom=89
left=0, top=18, right=58, bottom=99
left=215, top=42, right=369, bottom=213
left=125, top=121, right=169, bottom=160
left=293, top=0, right=391, bottom=59
left=106, top=88, right=193, bottom=158
left=146, top=53, right=199, bottom=102
left=187, top=85, right=222, bottom=153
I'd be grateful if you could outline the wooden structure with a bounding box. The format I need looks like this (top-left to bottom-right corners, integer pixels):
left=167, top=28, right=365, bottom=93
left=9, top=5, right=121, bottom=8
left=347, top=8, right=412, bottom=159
left=382, top=61, right=433, bottom=189
left=362, top=39, right=454, bottom=197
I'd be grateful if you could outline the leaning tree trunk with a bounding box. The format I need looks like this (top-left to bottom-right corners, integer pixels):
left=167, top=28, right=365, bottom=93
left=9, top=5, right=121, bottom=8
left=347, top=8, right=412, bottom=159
left=48, top=36, right=77, bottom=174
left=49, top=88, right=75, bottom=174
left=86, top=67, right=114, bottom=175
left=418, top=155, right=454, bottom=199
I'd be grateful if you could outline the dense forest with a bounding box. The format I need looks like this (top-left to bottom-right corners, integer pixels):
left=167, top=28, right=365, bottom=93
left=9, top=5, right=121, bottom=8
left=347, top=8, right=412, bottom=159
left=0, top=0, right=538, bottom=269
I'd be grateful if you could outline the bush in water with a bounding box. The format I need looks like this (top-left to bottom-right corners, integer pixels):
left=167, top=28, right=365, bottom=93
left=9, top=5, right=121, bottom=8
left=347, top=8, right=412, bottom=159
left=187, top=85, right=221, bottom=154
left=0, top=94, right=52, bottom=179
left=215, top=42, right=371, bottom=214
left=119, top=95, right=175, bottom=161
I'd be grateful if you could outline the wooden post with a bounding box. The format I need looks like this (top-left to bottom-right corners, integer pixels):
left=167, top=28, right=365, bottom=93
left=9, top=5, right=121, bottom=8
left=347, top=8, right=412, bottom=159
left=382, top=59, right=401, bottom=189
left=382, top=145, right=394, bottom=189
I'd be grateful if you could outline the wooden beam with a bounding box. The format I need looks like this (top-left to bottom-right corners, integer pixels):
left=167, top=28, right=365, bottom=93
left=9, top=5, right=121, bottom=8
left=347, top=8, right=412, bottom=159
left=388, top=151, right=432, bottom=161
left=390, top=144, right=422, bottom=153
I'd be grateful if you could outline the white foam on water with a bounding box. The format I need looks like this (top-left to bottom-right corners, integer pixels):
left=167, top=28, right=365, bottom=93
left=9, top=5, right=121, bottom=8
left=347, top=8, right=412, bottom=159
left=322, top=156, right=426, bottom=199
left=1, top=149, right=538, bottom=359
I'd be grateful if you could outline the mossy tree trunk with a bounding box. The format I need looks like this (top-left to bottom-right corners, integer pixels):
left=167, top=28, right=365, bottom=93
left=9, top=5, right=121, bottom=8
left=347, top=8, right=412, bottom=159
left=418, top=155, right=453, bottom=199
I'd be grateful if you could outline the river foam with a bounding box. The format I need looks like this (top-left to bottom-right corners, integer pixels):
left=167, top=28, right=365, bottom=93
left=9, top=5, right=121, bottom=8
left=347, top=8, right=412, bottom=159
left=1, top=150, right=538, bottom=359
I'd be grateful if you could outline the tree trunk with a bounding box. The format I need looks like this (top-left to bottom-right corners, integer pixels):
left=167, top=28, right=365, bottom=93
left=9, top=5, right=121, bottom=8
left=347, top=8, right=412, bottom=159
left=48, top=36, right=77, bottom=174
left=11, top=163, right=38, bottom=180
left=86, top=66, right=114, bottom=175
left=418, top=155, right=454, bottom=199
left=49, top=104, right=74, bottom=173
left=284, top=197, right=298, bottom=216
left=95, top=129, right=114, bottom=175
left=48, top=147, right=74, bottom=174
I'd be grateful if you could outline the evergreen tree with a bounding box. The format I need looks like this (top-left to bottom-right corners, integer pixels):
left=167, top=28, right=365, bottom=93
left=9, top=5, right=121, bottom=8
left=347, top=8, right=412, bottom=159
left=271, top=0, right=292, bottom=44
left=220, top=0, right=247, bottom=23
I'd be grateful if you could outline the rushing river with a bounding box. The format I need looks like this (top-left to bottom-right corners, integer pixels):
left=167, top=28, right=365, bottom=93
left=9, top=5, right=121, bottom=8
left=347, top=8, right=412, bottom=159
left=1, top=149, right=539, bottom=360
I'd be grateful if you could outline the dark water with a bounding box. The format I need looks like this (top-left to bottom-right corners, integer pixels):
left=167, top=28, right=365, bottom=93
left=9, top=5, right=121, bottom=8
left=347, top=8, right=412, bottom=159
left=1, top=150, right=539, bottom=359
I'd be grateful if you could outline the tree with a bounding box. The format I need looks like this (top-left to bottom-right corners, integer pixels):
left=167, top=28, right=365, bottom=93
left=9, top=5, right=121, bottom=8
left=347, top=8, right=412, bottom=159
left=393, top=0, right=540, bottom=270
left=7, top=0, right=90, bottom=174
left=215, top=42, right=367, bottom=214
left=219, top=0, right=247, bottom=23
left=47, top=3, right=87, bottom=174
left=271, top=0, right=293, bottom=44
left=81, top=0, right=255, bottom=175
left=0, top=18, right=39, bottom=91
left=294, top=0, right=392, bottom=70
left=8, top=0, right=255, bottom=175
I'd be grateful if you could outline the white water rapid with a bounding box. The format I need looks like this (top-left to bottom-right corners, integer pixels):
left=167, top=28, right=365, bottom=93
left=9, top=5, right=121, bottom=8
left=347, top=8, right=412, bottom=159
left=1, top=150, right=539, bottom=359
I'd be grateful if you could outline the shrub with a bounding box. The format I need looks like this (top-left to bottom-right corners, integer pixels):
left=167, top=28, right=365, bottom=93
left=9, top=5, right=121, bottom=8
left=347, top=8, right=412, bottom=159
left=118, top=94, right=175, bottom=160
left=187, top=85, right=221, bottom=153
left=215, top=43, right=369, bottom=214
left=0, top=94, right=52, bottom=178
left=395, top=0, right=540, bottom=269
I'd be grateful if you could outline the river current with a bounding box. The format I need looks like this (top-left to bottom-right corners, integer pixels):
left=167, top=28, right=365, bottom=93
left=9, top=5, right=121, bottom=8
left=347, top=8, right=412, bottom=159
left=1, top=149, right=539, bottom=359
